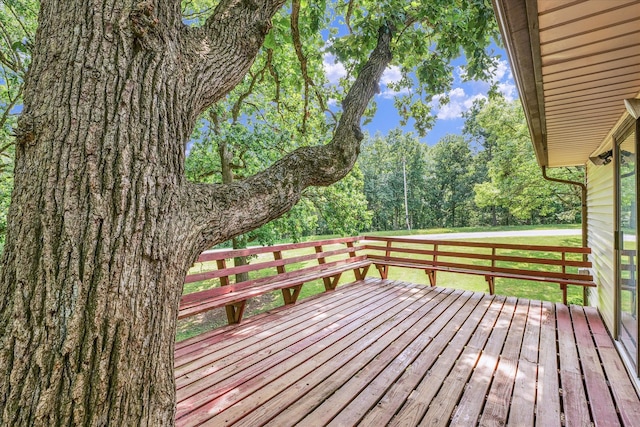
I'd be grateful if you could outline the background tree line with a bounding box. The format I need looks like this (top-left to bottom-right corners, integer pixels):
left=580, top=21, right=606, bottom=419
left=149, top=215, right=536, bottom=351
left=0, top=87, right=584, bottom=249
left=359, top=96, right=585, bottom=232
left=182, top=95, right=585, bottom=243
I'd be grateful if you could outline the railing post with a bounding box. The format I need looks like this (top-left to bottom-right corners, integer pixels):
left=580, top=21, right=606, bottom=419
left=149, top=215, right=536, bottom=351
left=216, top=259, right=229, bottom=287
left=430, top=243, right=438, bottom=285
left=377, top=240, right=392, bottom=279
left=491, top=247, right=496, bottom=270
left=316, top=244, right=333, bottom=290
left=274, top=250, right=299, bottom=304
left=273, top=250, right=286, bottom=274
left=217, top=258, right=242, bottom=323
left=347, top=240, right=367, bottom=281
left=346, top=240, right=356, bottom=258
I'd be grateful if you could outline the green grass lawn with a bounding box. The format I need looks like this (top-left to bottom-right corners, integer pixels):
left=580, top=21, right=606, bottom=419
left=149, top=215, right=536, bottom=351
left=176, top=226, right=584, bottom=341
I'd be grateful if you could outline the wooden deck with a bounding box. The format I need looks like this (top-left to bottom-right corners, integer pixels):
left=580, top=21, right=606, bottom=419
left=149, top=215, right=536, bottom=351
left=174, top=279, right=640, bottom=426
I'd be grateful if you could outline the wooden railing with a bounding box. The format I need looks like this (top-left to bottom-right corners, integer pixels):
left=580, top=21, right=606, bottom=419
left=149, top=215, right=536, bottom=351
left=180, top=235, right=597, bottom=328
left=180, top=237, right=370, bottom=324
left=362, top=236, right=595, bottom=304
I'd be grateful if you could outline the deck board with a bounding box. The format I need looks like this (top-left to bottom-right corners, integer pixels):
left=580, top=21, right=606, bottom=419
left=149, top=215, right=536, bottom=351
left=175, top=279, right=640, bottom=426
left=415, top=295, right=503, bottom=427
left=233, top=285, right=458, bottom=427
left=478, top=299, right=529, bottom=427
left=178, top=280, right=429, bottom=424
left=536, top=301, right=561, bottom=426
left=557, top=304, right=591, bottom=426
left=448, top=296, right=517, bottom=426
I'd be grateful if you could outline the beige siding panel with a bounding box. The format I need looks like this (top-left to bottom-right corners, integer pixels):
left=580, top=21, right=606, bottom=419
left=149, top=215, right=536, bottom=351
left=587, top=161, right=615, bottom=333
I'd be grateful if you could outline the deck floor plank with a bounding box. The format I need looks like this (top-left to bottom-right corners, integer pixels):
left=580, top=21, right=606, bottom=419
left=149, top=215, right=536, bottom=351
left=174, top=280, right=640, bottom=427
left=585, top=306, right=640, bottom=427
left=557, top=304, right=591, bottom=426
left=536, top=301, right=561, bottom=426
left=235, top=288, right=464, bottom=427
left=320, top=291, right=483, bottom=427
left=411, top=295, right=504, bottom=427
left=175, top=279, right=397, bottom=380
left=176, top=282, right=403, bottom=413
left=175, top=278, right=378, bottom=361
left=507, top=300, right=541, bottom=427
left=570, top=305, right=620, bottom=426
left=177, top=281, right=437, bottom=424
left=448, top=296, right=518, bottom=426
left=478, top=299, right=530, bottom=427
left=362, top=295, right=504, bottom=426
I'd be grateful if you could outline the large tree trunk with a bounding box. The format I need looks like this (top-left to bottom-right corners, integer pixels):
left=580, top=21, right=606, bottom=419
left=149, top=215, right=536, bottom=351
left=0, top=2, right=200, bottom=424
left=0, top=1, right=392, bottom=425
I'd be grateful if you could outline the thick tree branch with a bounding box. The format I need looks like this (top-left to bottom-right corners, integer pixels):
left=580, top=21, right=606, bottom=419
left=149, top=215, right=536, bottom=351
left=291, top=0, right=311, bottom=133
left=181, top=0, right=287, bottom=118
left=0, top=84, right=22, bottom=131
left=183, top=24, right=393, bottom=251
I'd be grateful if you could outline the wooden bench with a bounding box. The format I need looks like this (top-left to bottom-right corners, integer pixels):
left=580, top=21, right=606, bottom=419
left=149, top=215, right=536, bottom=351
left=362, top=236, right=595, bottom=304
left=179, top=237, right=371, bottom=325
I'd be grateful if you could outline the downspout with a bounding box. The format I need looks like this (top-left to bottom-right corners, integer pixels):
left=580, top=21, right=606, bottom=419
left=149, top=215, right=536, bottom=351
left=542, top=166, right=589, bottom=305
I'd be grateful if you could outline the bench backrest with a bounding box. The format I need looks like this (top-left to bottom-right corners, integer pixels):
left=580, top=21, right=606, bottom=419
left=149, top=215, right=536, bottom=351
left=182, top=237, right=365, bottom=298
left=363, top=235, right=593, bottom=281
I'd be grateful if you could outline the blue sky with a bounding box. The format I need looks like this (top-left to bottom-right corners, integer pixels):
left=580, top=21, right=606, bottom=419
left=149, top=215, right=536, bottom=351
left=323, top=47, right=517, bottom=146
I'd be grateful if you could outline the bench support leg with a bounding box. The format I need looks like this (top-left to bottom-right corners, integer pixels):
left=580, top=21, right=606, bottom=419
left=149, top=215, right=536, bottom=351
left=225, top=301, right=246, bottom=325
left=485, top=276, right=495, bottom=295
left=324, top=273, right=343, bottom=291
left=426, top=270, right=437, bottom=287
left=376, top=265, right=389, bottom=279
left=354, top=265, right=370, bottom=281
left=282, top=285, right=303, bottom=305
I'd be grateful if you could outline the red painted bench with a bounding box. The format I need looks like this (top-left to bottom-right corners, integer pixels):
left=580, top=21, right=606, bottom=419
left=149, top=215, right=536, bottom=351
left=363, top=236, right=595, bottom=304
left=179, top=237, right=371, bottom=324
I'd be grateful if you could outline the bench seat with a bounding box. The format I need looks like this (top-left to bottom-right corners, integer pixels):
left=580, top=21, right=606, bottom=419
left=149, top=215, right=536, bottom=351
left=179, top=256, right=371, bottom=324
left=370, top=258, right=595, bottom=304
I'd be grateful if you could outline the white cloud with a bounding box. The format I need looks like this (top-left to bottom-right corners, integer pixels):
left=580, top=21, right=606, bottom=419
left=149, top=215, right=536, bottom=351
left=377, top=65, right=410, bottom=99
left=381, top=65, right=402, bottom=85
left=465, top=93, right=488, bottom=108
left=449, top=87, right=466, bottom=98
left=323, top=53, right=347, bottom=85
left=432, top=88, right=487, bottom=120
left=379, top=86, right=410, bottom=99
left=498, top=82, right=517, bottom=101
left=491, top=59, right=509, bottom=83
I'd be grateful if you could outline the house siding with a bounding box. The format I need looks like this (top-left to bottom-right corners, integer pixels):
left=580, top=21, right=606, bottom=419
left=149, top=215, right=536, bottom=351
left=586, top=160, right=616, bottom=333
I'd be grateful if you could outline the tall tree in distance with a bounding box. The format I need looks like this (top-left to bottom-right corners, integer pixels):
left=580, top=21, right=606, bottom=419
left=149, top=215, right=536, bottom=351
left=467, top=96, right=583, bottom=223
left=0, top=1, right=498, bottom=424
left=426, top=134, right=476, bottom=227
left=359, top=130, right=429, bottom=230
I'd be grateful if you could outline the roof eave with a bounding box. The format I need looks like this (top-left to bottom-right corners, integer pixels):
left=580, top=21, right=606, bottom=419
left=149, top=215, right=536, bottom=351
left=492, top=0, right=548, bottom=167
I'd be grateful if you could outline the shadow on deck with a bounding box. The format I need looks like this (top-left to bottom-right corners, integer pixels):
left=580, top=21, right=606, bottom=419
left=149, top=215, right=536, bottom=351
left=174, top=278, right=640, bottom=426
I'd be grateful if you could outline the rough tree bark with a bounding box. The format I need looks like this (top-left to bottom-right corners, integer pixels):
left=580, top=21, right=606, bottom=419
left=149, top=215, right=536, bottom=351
left=0, top=0, right=392, bottom=425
